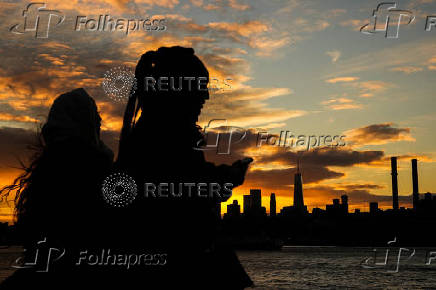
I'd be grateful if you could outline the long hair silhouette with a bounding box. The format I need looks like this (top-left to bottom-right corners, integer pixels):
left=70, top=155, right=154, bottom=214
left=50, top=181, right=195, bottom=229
left=116, top=46, right=253, bottom=289
left=1, top=89, right=112, bottom=229
left=0, top=88, right=114, bottom=289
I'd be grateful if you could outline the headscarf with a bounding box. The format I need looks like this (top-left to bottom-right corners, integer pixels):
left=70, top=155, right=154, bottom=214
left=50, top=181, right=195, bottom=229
left=42, top=88, right=101, bottom=146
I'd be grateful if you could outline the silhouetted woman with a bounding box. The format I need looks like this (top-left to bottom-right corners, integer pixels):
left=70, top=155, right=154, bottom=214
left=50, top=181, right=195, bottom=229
left=116, top=46, right=253, bottom=289
left=0, top=88, right=114, bottom=288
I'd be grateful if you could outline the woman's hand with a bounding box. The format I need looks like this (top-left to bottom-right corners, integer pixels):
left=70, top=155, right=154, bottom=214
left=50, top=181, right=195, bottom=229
left=230, top=157, right=253, bottom=187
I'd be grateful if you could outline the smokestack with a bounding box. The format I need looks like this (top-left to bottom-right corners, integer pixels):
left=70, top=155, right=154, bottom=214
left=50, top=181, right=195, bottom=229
left=391, top=157, right=399, bottom=210
left=412, top=159, right=419, bottom=209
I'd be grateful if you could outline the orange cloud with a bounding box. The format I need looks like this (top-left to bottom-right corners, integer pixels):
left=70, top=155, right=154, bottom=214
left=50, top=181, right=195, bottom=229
left=390, top=66, right=424, bottom=74
left=322, top=98, right=363, bottom=111
left=228, top=0, right=250, bottom=11
left=0, top=113, right=39, bottom=123
left=208, top=21, right=269, bottom=37
left=326, top=77, right=359, bottom=83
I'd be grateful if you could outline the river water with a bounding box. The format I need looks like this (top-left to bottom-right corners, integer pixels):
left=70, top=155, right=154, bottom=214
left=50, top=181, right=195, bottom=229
left=1, top=246, right=436, bottom=289
left=237, top=246, right=436, bottom=289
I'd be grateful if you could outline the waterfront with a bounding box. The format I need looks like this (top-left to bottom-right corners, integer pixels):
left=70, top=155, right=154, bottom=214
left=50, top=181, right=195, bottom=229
left=237, top=246, right=436, bottom=289
left=1, top=246, right=436, bottom=288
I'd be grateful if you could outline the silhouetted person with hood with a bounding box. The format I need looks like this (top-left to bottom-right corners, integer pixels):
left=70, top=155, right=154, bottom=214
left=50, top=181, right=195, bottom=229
left=0, top=88, right=114, bottom=289
left=116, top=46, right=253, bottom=288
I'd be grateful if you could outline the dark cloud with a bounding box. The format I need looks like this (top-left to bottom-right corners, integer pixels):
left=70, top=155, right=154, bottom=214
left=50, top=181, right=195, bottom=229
left=0, top=126, right=40, bottom=169
left=243, top=167, right=344, bottom=190
left=202, top=128, right=385, bottom=187
left=258, top=147, right=384, bottom=167
left=346, top=123, right=414, bottom=146
left=0, top=126, right=119, bottom=169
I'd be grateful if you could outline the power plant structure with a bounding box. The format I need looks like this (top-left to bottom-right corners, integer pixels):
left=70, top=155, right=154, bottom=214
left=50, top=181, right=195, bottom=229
left=390, top=157, right=435, bottom=211
left=391, top=157, right=399, bottom=210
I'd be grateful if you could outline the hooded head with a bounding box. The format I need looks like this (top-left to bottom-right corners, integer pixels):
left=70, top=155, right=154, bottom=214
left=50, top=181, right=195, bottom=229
left=42, top=88, right=102, bottom=146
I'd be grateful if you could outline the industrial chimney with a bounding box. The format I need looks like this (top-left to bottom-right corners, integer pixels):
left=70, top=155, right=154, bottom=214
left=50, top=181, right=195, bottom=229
left=391, top=157, right=399, bottom=210
left=412, top=159, right=419, bottom=209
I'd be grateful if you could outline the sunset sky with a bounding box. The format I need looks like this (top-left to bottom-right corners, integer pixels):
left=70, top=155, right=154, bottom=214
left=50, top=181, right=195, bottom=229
left=1, top=0, right=436, bottom=222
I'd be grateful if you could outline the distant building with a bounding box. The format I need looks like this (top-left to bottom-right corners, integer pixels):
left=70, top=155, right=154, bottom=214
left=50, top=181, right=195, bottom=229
left=369, top=202, right=379, bottom=214
left=416, top=192, right=436, bottom=214
left=312, top=207, right=324, bottom=217
left=341, top=195, right=348, bottom=214
left=280, top=160, right=308, bottom=216
left=270, top=193, right=276, bottom=217
left=244, top=189, right=266, bottom=217
left=326, top=195, right=348, bottom=216
left=243, top=195, right=251, bottom=214
left=227, top=200, right=240, bottom=218
left=293, top=162, right=305, bottom=213
left=250, top=189, right=262, bottom=209
left=278, top=160, right=309, bottom=217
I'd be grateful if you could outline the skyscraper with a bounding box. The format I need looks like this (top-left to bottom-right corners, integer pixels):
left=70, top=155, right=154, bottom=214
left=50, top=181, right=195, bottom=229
left=341, top=194, right=348, bottom=214
left=243, top=194, right=252, bottom=214
left=293, top=160, right=305, bottom=212
left=250, top=189, right=262, bottom=209
left=270, top=193, right=276, bottom=217
left=369, top=202, right=379, bottom=214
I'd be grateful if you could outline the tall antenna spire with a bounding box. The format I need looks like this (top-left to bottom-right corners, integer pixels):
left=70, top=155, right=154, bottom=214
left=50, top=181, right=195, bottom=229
left=297, top=157, right=300, bottom=173
left=293, top=153, right=306, bottom=213
left=296, top=153, right=301, bottom=173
